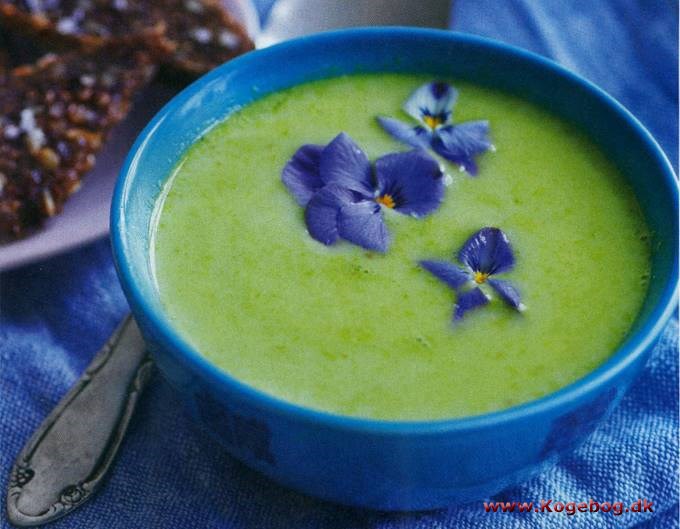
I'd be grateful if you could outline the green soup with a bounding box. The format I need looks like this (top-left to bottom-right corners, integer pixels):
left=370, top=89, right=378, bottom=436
left=152, top=74, right=650, bottom=420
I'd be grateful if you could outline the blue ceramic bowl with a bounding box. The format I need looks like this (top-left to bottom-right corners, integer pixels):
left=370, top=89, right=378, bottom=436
left=111, top=28, right=678, bottom=510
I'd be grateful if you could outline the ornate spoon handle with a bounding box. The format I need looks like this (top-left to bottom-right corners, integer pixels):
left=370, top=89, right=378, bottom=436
left=6, top=315, right=152, bottom=527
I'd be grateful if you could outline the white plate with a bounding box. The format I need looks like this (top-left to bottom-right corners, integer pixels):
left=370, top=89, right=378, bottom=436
left=0, top=0, right=260, bottom=271
left=257, top=0, right=450, bottom=47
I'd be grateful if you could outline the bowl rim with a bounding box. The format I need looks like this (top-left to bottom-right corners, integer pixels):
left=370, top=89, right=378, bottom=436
left=111, top=27, right=679, bottom=435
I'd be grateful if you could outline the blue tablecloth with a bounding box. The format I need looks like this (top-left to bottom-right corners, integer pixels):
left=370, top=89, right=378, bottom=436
left=1, top=1, right=677, bottom=528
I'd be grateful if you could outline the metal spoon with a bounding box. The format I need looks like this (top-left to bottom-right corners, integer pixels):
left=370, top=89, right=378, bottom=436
left=6, top=316, right=152, bottom=526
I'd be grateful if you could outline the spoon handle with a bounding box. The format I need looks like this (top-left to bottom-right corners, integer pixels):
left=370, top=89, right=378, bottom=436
left=6, top=315, right=152, bottom=527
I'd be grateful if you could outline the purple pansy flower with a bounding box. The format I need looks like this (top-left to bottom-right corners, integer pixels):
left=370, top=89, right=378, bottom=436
left=377, top=81, right=494, bottom=175
left=282, top=133, right=445, bottom=252
left=420, top=227, right=525, bottom=321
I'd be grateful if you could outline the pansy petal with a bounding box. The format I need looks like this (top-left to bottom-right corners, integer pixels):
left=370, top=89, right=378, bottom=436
left=432, top=121, right=492, bottom=175
left=457, top=227, right=515, bottom=275
left=432, top=142, right=478, bottom=175
left=419, top=260, right=471, bottom=290
left=454, top=287, right=490, bottom=321
left=437, top=121, right=493, bottom=155
left=488, top=278, right=525, bottom=312
left=304, top=184, right=354, bottom=246
left=404, top=81, right=458, bottom=125
left=281, top=144, right=324, bottom=206
left=319, top=132, right=373, bottom=196
left=338, top=200, right=390, bottom=253
left=376, top=116, right=432, bottom=149
left=374, top=149, right=445, bottom=217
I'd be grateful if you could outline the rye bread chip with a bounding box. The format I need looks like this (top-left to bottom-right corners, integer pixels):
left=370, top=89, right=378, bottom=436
left=161, top=0, right=254, bottom=75
left=0, top=49, right=155, bottom=237
left=0, top=0, right=254, bottom=75
left=0, top=0, right=173, bottom=54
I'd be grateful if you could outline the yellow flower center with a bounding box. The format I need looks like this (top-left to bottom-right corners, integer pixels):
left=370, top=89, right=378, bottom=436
left=423, top=114, right=443, bottom=130
left=473, top=271, right=490, bottom=284
left=376, top=194, right=395, bottom=209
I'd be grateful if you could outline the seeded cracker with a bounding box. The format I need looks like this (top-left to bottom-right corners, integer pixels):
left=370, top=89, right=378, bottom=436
left=0, top=0, right=254, bottom=76
left=0, top=49, right=155, bottom=237
left=162, top=0, right=254, bottom=75
left=0, top=0, right=173, bottom=55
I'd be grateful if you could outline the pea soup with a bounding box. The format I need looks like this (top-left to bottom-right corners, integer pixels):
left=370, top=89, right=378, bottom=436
left=152, top=74, right=650, bottom=420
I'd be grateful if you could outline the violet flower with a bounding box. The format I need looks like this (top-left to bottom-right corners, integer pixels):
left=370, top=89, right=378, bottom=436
left=420, top=227, right=525, bottom=321
left=282, top=133, right=445, bottom=252
left=377, top=81, right=494, bottom=175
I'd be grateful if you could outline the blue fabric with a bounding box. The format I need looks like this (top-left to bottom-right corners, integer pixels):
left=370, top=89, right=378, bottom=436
left=451, top=0, right=678, bottom=169
left=1, top=1, right=677, bottom=528
left=254, top=0, right=277, bottom=22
